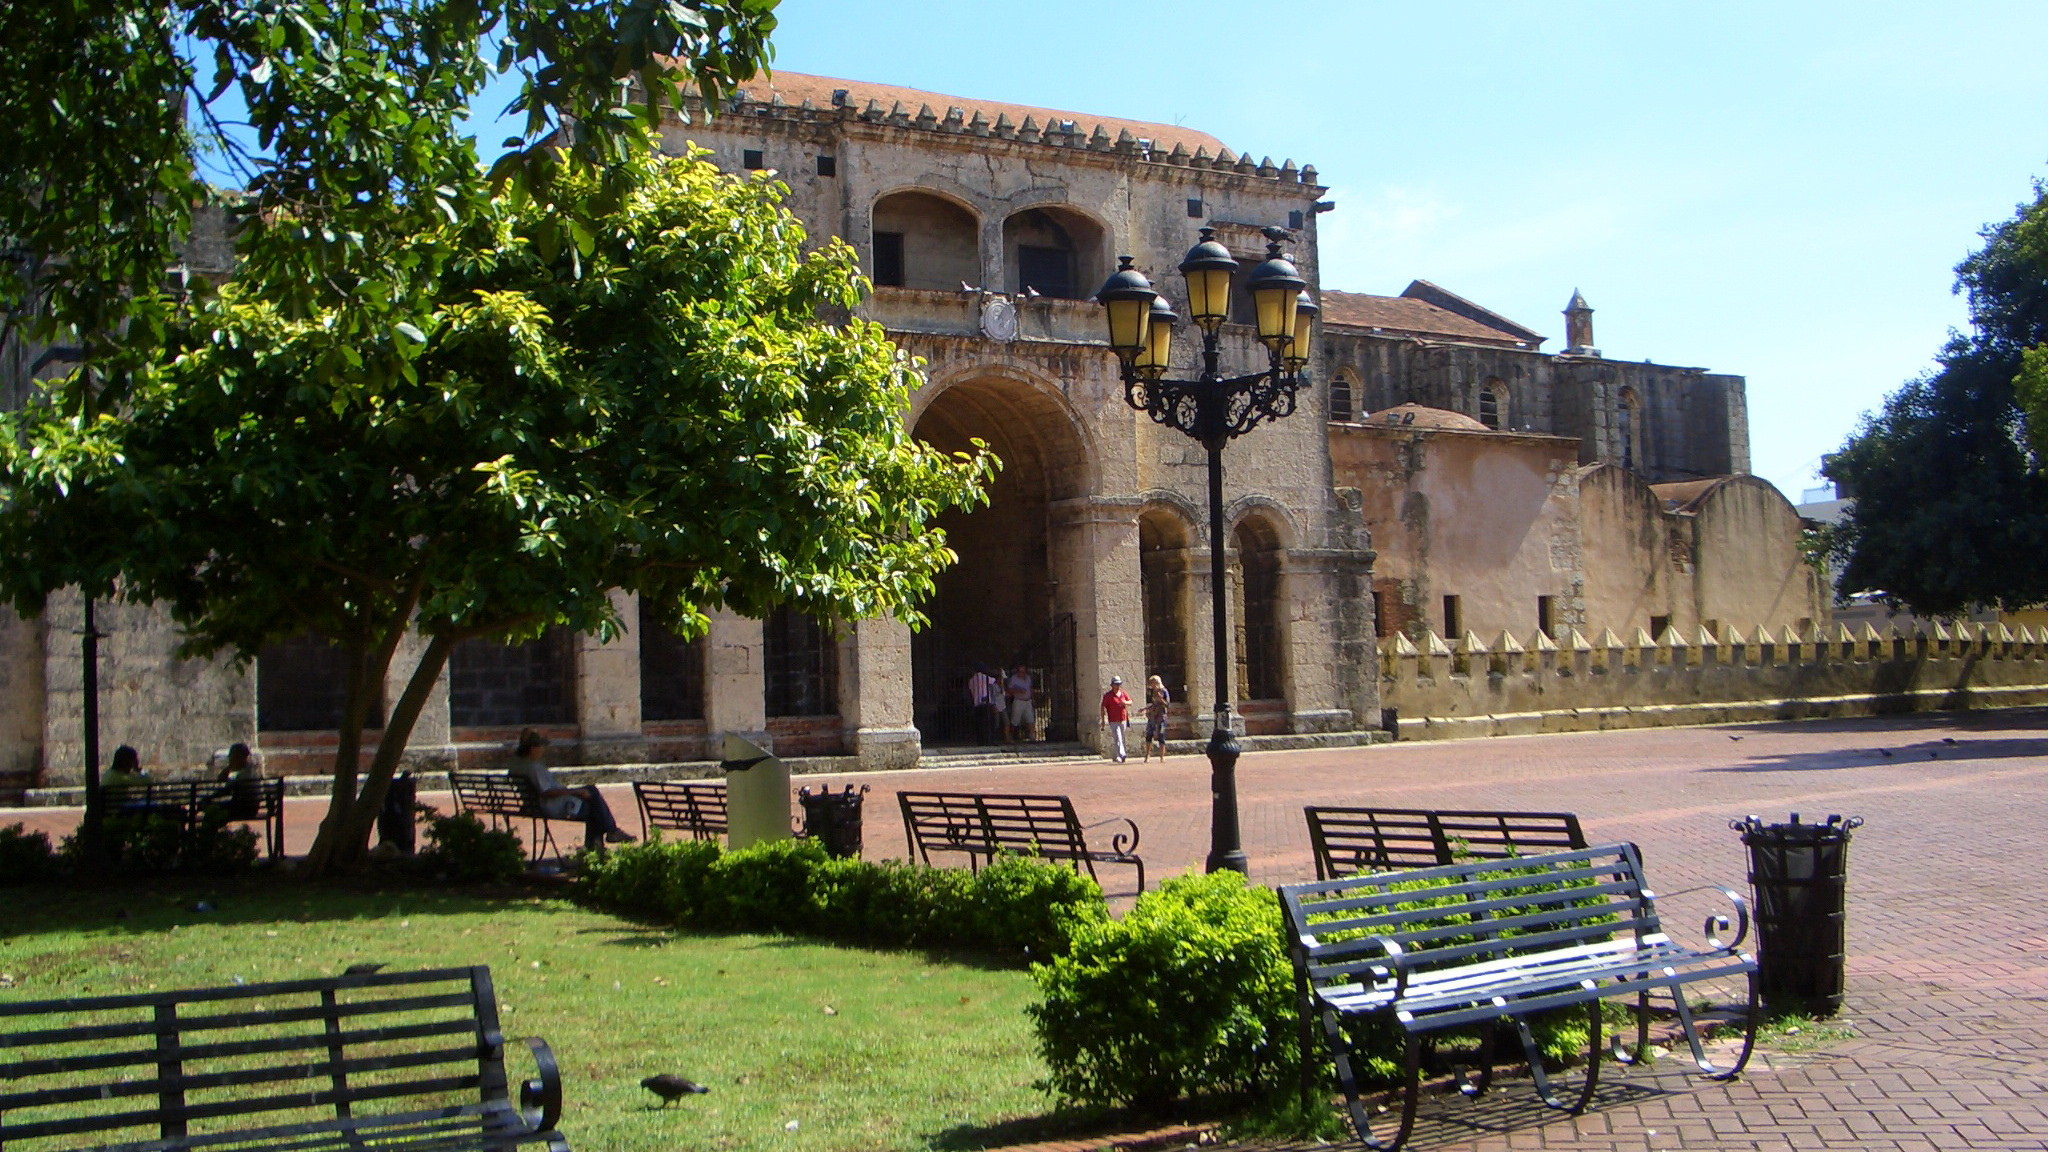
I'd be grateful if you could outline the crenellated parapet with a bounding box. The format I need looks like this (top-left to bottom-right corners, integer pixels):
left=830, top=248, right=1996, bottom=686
left=1378, top=619, right=2048, bottom=739
left=677, top=86, right=1324, bottom=190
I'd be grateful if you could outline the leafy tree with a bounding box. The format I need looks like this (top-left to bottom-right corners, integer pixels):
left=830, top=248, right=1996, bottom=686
left=1823, top=184, right=2048, bottom=617
left=0, top=144, right=991, bottom=874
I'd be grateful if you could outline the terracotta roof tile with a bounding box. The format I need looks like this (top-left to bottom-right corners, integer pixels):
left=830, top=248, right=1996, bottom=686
left=1319, top=290, right=1530, bottom=347
left=733, top=72, right=1228, bottom=157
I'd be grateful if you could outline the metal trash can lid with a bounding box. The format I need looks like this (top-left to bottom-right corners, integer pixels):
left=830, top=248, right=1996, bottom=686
left=1731, top=813, right=1863, bottom=842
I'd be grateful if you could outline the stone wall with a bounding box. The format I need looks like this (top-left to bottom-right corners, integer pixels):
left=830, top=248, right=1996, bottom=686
left=1380, top=620, right=2048, bottom=739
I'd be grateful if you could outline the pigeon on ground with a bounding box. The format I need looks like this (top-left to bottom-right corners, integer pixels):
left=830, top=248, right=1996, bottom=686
left=1727, top=735, right=1744, bottom=742
left=641, top=1074, right=710, bottom=1105
left=1879, top=749, right=1893, bottom=758
left=344, top=963, right=386, bottom=976
left=1942, top=737, right=1958, bottom=745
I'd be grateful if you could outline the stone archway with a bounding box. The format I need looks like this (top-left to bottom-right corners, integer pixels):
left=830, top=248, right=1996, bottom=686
left=911, top=374, right=1092, bottom=744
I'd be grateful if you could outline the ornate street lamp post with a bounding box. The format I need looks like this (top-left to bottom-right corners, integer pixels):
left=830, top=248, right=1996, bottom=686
left=1096, top=228, right=1315, bottom=873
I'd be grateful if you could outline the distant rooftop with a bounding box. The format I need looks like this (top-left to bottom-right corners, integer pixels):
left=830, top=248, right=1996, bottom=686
left=1320, top=281, right=1543, bottom=349
left=732, top=72, right=1231, bottom=159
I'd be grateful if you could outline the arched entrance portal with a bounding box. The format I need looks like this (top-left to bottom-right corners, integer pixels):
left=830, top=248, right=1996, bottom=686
left=912, top=376, right=1089, bottom=744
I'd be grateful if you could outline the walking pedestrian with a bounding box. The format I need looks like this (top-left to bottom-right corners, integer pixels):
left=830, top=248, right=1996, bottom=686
left=1100, top=676, right=1132, bottom=763
left=1005, top=664, right=1036, bottom=744
left=1142, top=674, right=1171, bottom=762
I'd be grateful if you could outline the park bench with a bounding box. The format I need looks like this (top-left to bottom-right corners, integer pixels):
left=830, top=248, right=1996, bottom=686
left=450, top=771, right=581, bottom=861
left=0, top=964, right=568, bottom=1151
left=1277, top=843, right=1757, bottom=1150
left=897, top=790, right=1145, bottom=893
left=1303, top=805, right=1588, bottom=879
left=633, top=780, right=728, bottom=840
left=102, top=777, right=288, bottom=859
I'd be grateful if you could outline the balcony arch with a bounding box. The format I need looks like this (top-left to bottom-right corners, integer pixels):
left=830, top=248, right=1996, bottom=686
left=870, top=189, right=982, bottom=291
left=1001, top=205, right=1106, bottom=300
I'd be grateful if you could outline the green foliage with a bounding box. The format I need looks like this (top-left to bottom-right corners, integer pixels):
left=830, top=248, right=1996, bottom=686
left=56, top=810, right=258, bottom=875
left=578, top=836, right=1106, bottom=961
left=416, top=811, right=526, bottom=884
left=1029, top=871, right=1299, bottom=1113
left=0, top=822, right=56, bottom=883
left=1825, top=180, right=2048, bottom=616
left=0, top=141, right=993, bottom=875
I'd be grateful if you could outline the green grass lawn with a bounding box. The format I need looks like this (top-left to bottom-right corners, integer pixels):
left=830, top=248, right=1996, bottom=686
left=2, top=879, right=1060, bottom=1151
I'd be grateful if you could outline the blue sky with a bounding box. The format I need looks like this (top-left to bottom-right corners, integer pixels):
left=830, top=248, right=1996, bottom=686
left=753, top=0, right=2048, bottom=500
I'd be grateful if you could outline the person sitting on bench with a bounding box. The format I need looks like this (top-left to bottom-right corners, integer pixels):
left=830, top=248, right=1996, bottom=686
left=506, top=729, right=634, bottom=850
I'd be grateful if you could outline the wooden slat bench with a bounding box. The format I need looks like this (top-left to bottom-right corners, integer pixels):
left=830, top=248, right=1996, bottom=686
left=633, top=780, right=728, bottom=840
left=103, top=778, right=288, bottom=859
left=0, top=965, right=568, bottom=1151
left=897, top=791, right=1144, bottom=893
left=1303, top=806, right=1588, bottom=879
left=1278, top=844, right=1757, bottom=1150
left=450, top=771, right=580, bottom=861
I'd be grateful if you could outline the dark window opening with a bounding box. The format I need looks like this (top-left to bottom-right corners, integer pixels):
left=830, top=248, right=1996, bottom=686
left=451, top=628, right=576, bottom=727
left=1442, top=595, right=1462, bottom=640
left=872, top=232, right=905, bottom=287
left=1140, top=518, right=1189, bottom=705
left=1330, top=376, right=1354, bottom=423
left=1235, top=523, right=1285, bottom=701
left=1649, top=615, right=1671, bottom=642
left=1479, top=389, right=1500, bottom=429
left=815, top=154, right=836, bottom=177
left=1287, top=210, right=1304, bottom=231
left=1016, top=244, right=1074, bottom=299
left=742, top=149, right=765, bottom=169
left=639, top=602, right=705, bottom=722
left=765, top=606, right=838, bottom=717
left=1186, top=198, right=1204, bottom=218
left=259, top=633, right=386, bottom=731
left=1618, top=395, right=1637, bottom=471
left=1537, top=596, right=1555, bottom=638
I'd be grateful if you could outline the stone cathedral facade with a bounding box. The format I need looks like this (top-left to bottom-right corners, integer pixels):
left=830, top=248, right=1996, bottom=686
left=1, top=73, right=1824, bottom=793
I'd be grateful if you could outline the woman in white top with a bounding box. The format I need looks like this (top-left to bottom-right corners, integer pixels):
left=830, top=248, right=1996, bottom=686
left=506, top=729, right=634, bottom=850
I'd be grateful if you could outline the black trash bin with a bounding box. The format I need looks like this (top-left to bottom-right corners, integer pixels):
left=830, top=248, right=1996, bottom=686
left=378, top=773, right=418, bottom=855
left=797, top=785, right=868, bottom=859
left=1732, top=812, right=1861, bottom=1016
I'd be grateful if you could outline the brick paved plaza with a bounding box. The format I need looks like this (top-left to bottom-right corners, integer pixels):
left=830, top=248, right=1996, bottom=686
left=9, top=709, right=2048, bottom=1149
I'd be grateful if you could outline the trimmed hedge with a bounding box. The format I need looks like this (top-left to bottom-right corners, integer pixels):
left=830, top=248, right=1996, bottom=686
left=1029, top=870, right=1300, bottom=1111
left=578, top=835, right=1107, bottom=962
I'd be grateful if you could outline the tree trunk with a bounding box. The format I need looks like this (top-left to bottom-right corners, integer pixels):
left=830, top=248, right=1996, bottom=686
left=302, top=631, right=455, bottom=876
left=299, top=602, right=423, bottom=877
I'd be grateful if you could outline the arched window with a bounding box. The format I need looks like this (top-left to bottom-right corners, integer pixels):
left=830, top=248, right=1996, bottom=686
left=1478, top=379, right=1506, bottom=429
left=1002, top=207, right=1105, bottom=299
left=1139, top=509, right=1191, bottom=705
left=1329, top=373, right=1356, bottom=423
left=638, top=600, right=705, bottom=722
left=764, top=606, right=838, bottom=717
left=870, top=191, right=980, bottom=291
left=450, top=627, right=576, bottom=727
left=1232, top=518, right=1285, bottom=701
left=1617, top=387, right=1640, bottom=471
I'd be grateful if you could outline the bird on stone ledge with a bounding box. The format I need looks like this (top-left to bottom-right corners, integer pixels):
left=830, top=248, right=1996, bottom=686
left=641, top=1074, right=710, bottom=1106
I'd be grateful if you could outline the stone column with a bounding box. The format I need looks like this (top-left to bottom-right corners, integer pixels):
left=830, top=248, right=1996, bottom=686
left=576, top=588, right=646, bottom=764
left=841, top=616, right=919, bottom=770
left=42, top=592, right=252, bottom=781
left=388, top=625, right=455, bottom=771
left=703, top=608, right=767, bottom=752
left=1054, top=496, right=1142, bottom=752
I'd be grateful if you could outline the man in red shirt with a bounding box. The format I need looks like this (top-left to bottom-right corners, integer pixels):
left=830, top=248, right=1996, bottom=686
left=1099, top=675, right=1133, bottom=764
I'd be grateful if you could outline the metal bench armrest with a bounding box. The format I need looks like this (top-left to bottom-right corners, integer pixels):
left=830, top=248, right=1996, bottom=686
left=1645, top=883, right=1753, bottom=953
left=1080, top=815, right=1141, bottom=855
left=518, top=1035, right=564, bottom=1133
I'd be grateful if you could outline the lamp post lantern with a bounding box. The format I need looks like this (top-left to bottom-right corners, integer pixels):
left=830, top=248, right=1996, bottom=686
left=1096, top=228, right=1311, bottom=874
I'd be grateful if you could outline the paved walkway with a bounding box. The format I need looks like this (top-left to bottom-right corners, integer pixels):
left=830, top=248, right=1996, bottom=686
left=10, top=709, right=2048, bottom=1148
